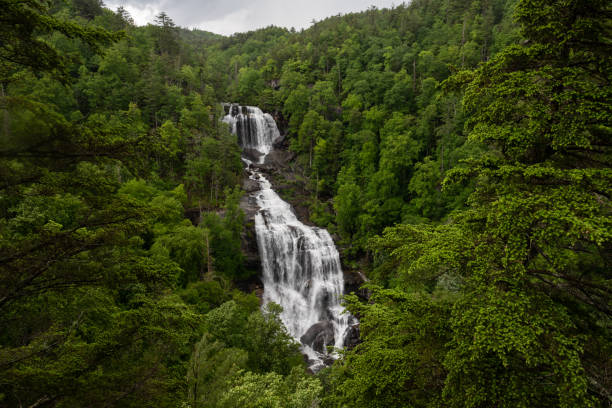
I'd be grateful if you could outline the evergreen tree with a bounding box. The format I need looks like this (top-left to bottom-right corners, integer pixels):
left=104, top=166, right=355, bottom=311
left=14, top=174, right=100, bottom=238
left=357, top=0, right=611, bottom=406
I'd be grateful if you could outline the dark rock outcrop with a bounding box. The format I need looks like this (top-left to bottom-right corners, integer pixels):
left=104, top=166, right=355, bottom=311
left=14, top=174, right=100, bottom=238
left=300, top=321, right=335, bottom=353
left=343, top=323, right=361, bottom=350
left=343, top=269, right=370, bottom=301
left=242, top=147, right=265, bottom=163
left=242, top=176, right=260, bottom=194
left=239, top=190, right=261, bottom=277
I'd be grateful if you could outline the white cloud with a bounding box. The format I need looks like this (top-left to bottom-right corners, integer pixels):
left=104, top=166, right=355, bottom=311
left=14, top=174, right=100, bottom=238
left=104, top=0, right=403, bottom=35
left=106, top=2, right=160, bottom=26
left=194, top=8, right=252, bottom=36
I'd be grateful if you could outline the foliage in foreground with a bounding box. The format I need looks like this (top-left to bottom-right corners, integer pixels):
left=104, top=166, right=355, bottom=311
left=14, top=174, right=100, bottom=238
left=325, top=0, right=611, bottom=407
left=0, top=0, right=609, bottom=407
left=0, top=1, right=257, bottom=406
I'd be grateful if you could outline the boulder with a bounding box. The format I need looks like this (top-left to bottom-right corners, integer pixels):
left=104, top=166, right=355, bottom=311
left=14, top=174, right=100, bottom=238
left=243, top=177, right=260, bottom=194
left=300, top=321, right=335, bottom=354
left=242, top=147, right=265, bottom=163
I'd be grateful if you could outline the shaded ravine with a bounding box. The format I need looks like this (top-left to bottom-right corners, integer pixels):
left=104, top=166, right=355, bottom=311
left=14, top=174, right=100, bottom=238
left=223, top=104, right=354, bottom=371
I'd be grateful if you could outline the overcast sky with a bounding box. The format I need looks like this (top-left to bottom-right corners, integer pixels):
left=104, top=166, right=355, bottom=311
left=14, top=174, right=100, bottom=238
left=104, top=0, right=403, bottom=36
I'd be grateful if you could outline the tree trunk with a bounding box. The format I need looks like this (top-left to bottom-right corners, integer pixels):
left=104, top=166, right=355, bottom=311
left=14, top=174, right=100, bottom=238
left=205, top=231, right=213, bottom=281
left=337, top=60, right=342, bottom=94
left=309, top=135, right=314, bottom=169
left=461, top=17, right=466, bottom=67
left=412, top=59, right=417, bottom=93
left=1, top=83, right=9, bottom=139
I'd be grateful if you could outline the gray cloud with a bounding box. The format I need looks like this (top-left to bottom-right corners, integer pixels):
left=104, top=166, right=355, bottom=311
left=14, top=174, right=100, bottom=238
left=105, top=0, right=403, bottom=35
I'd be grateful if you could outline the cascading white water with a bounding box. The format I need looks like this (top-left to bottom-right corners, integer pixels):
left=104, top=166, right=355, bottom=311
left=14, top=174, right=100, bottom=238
left=222, top=104, right=280, bottom=163
left=223, top=104, right=352, bottom=371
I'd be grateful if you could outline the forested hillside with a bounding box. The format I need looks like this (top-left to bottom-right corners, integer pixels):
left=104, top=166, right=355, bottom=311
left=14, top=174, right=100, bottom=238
left=1, top=0, right=610, bottom=407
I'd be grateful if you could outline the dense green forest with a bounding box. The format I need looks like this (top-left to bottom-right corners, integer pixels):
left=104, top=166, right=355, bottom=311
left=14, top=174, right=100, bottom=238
left=0, top=0, right=610, bottom=407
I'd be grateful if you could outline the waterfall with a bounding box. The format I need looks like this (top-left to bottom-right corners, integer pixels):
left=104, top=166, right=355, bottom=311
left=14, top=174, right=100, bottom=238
left=223, top=104, right=353, bottom=371
left=222, top=104, right=280, bottom=163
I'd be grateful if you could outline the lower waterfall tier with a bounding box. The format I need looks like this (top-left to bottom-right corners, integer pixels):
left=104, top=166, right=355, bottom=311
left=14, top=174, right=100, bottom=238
left=250, top=169, right=353, bottom=370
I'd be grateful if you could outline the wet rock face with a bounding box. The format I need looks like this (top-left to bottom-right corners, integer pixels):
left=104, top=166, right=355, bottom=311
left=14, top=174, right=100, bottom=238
left=242, top=147, right=265, bottom=163
left=243, top=176, right=260, bottom=194
left=342, top=269, right=370, bottom=302
left=300, top=321, right=336, bottom=354
left=343, top=269, right=365, bottom=294
left=239, top=193, right=261, bottom=274
left=343, top=323, right=361, bottom=350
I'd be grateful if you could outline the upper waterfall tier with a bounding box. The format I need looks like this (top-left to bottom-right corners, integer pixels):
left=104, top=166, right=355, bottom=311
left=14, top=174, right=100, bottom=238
left=222, top=104, right=281, bottom=163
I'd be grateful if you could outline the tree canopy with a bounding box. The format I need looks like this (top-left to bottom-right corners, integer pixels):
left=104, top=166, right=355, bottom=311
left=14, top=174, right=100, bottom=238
left=1, top=0, right=610, bottom=406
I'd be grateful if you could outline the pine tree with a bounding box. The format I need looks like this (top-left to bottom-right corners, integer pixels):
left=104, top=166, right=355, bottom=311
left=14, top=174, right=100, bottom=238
left=154, top=11, right=179, bottom=56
